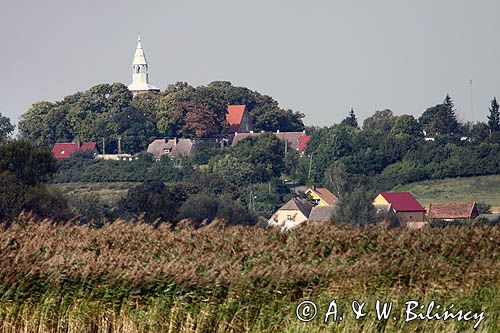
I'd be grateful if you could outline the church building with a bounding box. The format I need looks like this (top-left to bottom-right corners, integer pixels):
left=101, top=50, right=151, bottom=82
left=128, top=35, right=160, bottom=95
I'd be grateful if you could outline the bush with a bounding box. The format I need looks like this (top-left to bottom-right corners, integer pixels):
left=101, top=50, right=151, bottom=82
left=176, top=193, right=256, bottom=227
left=116, top=180, right=186, bottom=223
left=429, top=219, right=469, bottom=228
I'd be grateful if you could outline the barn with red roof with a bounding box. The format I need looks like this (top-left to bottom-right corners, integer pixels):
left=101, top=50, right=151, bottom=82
left=226, top=105, right=252, bottom=134
left=373, top=192, right=426, bottom=223
left=52, top=142, right=98, bottom=159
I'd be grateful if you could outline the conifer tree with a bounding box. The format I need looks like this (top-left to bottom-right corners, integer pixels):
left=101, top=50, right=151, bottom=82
left=487, top=97, right=500, bottom=132
left=341, top=108, right=358, bottom=128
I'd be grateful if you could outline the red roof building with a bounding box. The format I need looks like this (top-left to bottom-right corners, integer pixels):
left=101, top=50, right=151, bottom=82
left=226, top=105, right=252, bottom=133
left=428, top=203, right=478, bottom=221
left=373, top=192, right=426, bottom=223
left=52, top=142, right=98, bottom=159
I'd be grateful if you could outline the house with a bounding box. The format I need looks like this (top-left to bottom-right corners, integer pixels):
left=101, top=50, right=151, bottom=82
left=268, top=197, right=313, bottom=230
left=95, top=154, right=136, bottom=161
left=147, top=138, right=196, bottom=160
left=231, top=130, right=310, bottom=152
left=51, top=142, right=98, bottom=159
left=227, top=105, right=252, bottom=134
left=427, top=203, right=479, bottom=221
left=304, top=186, right=337, bottom=206
left=308, top=205, right=335, bottom=222
left=372, top=192, right=426, bottom=224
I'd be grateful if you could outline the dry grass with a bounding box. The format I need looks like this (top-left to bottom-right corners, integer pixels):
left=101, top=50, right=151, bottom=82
left=0, top=214, right=498, bottom=332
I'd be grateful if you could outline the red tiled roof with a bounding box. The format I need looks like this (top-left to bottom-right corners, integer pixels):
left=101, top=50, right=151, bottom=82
left=379, top=192, right=425, bottom=212
left=299, top=135, right=311, bottom=152
left=52, top=142, right=97, bottom=159
left=226, top=105, right=247, bottom=133
left=428, top=203, right=478, bottom=220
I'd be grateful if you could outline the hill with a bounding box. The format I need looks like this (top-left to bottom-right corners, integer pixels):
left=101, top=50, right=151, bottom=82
left=393, top=175, right=500, bottom=213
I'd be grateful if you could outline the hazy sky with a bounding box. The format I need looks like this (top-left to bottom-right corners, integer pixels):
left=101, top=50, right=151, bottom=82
left=2, top=0, right=499, bottom=128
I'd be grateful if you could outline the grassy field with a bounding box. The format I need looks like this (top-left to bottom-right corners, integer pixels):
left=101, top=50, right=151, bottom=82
left=51, top=182, right=140, bottom=205
left=393, top=175, right=500, bottom=213
left=0, top=215, right=498, bottom=332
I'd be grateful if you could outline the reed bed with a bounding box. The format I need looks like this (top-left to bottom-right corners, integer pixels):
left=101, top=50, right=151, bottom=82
left=0, top=214, right=498, bottom=332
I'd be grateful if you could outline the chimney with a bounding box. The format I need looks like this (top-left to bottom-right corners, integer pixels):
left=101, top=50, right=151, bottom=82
left=250, top=130, right=254, bottom=133
left=277, top=130, right=280, bottom=133
left=303, top=129, right=306, bottom=134
left=174, top=137, right=178, bottom=146
left=261, top=130, right=264, bottom=133
left=76, top=140, right=81, bottom=148
left=313, top=184, right=316, bottom=191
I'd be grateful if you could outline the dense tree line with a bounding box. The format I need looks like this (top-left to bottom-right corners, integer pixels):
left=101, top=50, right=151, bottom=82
left=4, top=91, right=500, bottom=227
left=18, top=82, right=305, bottom=154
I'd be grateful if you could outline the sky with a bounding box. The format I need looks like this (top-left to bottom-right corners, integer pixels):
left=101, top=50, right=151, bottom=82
left=1, top=0, right=499, bottom=128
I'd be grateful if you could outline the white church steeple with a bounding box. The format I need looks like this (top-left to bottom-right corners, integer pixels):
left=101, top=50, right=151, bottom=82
left=128, top=35, right=160, bottom=95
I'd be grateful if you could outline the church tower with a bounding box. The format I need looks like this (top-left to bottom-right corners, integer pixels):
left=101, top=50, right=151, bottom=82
left=128, top=35, right=160, bottom=96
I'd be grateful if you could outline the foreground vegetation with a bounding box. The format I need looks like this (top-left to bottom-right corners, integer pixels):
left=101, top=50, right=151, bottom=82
left=0, top=215, right=498, bottom=332
left=394, top=175, right=500, bottom=212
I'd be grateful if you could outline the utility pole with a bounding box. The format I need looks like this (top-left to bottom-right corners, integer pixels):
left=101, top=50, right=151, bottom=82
left=284, top=140, right=288, bottom=159
left=469, top=79, right=473, bottom=130
left=308, top=153, right=313, bottom=180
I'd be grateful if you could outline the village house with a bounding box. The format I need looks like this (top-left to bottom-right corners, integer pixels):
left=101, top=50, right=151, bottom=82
left=52, top=142, right=98, bottom=159
left=268, top=197, right=313, bottom=230
left=372, top=192, right=426, bottom=226
left=427, top=202, right=479, bottom=221
left=304, top=186, right=337, bottom=206
left=95, top=154, right=136, bottom=161
left=231, top=130, right=311, bottom=153
left=226, top=105, right=253, bottom=133
left=147, top=138, right=196, bottom=160
left=308, top=205, right=335, bottom=222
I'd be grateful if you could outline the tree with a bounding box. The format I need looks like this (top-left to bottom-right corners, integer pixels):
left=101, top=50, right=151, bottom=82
left=419, top=96, right=460, bottom=136
left=116, top=180, right=185, bottom=223
left=333, top=188, right=376, bottom=226
left=0, top=113, right=14, bottom=142
left=341, top=108, right=358, bottom=128
left=182, top=102, right=222, bottom=137
left=362, top=109, right=396, bottom=132
left=476, top=202, right=492, bottom=214
left=176, top=193, right=256, bottom=227
left=250, top=106, right=305, bottom=132
left=0, top=140, right=57, bottom=185
left=0, top=141, right=71, bottom=224
left=487, top=97, right=500, bottom=133
left=391, top=115, right=424, bottom=137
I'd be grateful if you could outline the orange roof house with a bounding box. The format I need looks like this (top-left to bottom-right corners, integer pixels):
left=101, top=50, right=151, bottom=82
left=226, top=105, right=252, bottom=133
left=428, top=203, right=479, bottom=221
left=305, top=186, right=338, bottom=206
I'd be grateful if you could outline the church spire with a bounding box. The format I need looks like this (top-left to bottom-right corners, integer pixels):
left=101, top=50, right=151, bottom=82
left=128, top=34, right=160, bottom=95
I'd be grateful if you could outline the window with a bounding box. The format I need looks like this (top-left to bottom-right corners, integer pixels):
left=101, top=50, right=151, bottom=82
left=287, top=215, right=292, bottom=221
